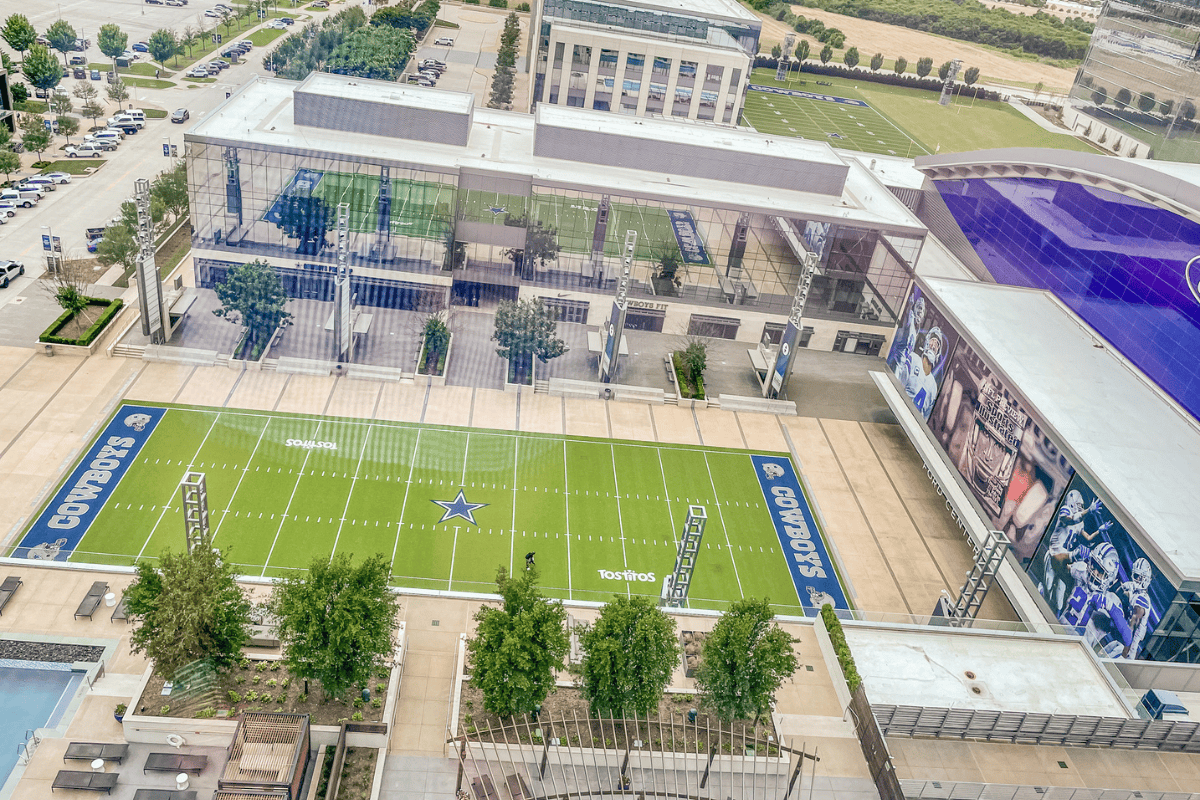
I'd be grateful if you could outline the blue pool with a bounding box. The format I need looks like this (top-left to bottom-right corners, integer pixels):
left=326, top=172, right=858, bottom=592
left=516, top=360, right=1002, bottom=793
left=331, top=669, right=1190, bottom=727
left=0, top=665, right=84, bottom=787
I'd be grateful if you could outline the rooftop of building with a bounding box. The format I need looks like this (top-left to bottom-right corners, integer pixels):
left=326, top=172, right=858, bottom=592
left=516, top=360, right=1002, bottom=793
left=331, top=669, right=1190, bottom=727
left=187, top=75, right=926, bottom=236
left=545, top=0, right=761, bottom=25
left=544, top=14, right=748, bottom=50
left=925, top=277, right=1200, bottom=584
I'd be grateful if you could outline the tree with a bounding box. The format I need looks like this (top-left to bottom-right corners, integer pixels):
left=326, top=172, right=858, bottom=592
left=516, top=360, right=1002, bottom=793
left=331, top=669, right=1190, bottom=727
left=420, top=313, right=450, bottom=374
left=488, top=64, right=514, bottom=108
left=95, top=222, right=140, bottom=276
left=492, top=297, right=568, bottom=366
left=180, top=25, right=198, bottom=58
left=98, top=23, right=128, bottom=68
left=1091, top=86, right=1107, bottom=107
left=43, top=256, right=98, bottom=324
left=842, top=46, right=859, bottom=68
left=55, top=114, right=78, bottom=143
left=274, top=193, right=332, bottom=253
left=20, top=113, right=51, bottom=161
left=1160, top=98, right=1175, bottom=117
left=1, top=13, right=35, bottom=58
left=49, top=92, right=73, bottom=117
left=770, top=43, right=782, bottom=59
left=964, top=66, right=980, bottom=86
left=22, top=44, right=61, bottom=91
left=679, top=338, right=707, bottom=387
left=694, top=598, right=798, bottom=724
left=1115, top=87, right=1132, bottom=111
left=148, top=28, right=178, bottom=72
left=46, top=19, right=78, bottom=67
left=107, top=79, right=130, bottom=106
left=579, top=596, right=679, bottom=717
left=503, top=217, right=559, bottom=276
left=10, top=81, right=27, bottom=104
left=936, top=59, right=951, bottom=80
left=870, top=52, right=883, bottom=71
left=893, top=56, right=907, bottom=75
left=124, top=535, right=252, bottom=681
left=1034, top=80, right=1044, bottom=100
left=467, top=566, right=569, bottom=718
left=0, top=149, right=19, bottom=183
left=74, top=82, right=105, bottom=127
left=213, top=259, right=293, bottom=356
left=268, top=552, right=398, bottom=698
left=794, top=39, right=809, bottom=62
left=651, top=241, right=683, bottom=294
left=1137, top=91, right=1156, bottom=113
left=151, top=160, right=189, bottom=223
left=819, top=43, right=832, bottom=64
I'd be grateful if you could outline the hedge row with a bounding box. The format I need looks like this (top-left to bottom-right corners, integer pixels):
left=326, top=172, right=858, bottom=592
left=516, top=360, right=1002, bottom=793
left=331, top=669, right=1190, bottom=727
left=755, top=58, right=1005, bottom=102
left=820, top=604, right=862, bottom=692
left=40, top=298, right=124, bottom=347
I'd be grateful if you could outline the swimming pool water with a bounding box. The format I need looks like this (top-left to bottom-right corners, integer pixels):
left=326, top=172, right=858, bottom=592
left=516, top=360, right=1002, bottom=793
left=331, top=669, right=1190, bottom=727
left=0, top=666, right=83, bottom=787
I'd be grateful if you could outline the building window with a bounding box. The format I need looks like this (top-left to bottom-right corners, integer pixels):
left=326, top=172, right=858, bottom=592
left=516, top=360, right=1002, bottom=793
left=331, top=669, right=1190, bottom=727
left=729, top=68, right=741, bottom=90
left=571, top=44, right=592, bottom=68
left=599, top=49, right=618, bottom=68
left=541, top=297, right=590, bottom=324
left=833, top=330, right=884, bottom=356
left=652, top=56, right=671, bottom=77
left=626, top=308, right=665, bottom=332
left=762, top=322, right=786, bottom=346
left=679, top=61, right=697, bottom=78
left=689, top=314, right=739, bottom=339
left=553, top=42, right=565, bottom=68
left=626, top=53, right=645, bottom=69
left=704, top=65, right=724, bottom=85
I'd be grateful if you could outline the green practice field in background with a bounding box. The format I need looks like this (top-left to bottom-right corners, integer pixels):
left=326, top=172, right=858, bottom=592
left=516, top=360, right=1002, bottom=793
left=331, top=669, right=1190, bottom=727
left=286, top=169, right=454, bottom=240
left=741, top=68, right=1099, bottom=156
left=36, top=405, right=819, bottom=614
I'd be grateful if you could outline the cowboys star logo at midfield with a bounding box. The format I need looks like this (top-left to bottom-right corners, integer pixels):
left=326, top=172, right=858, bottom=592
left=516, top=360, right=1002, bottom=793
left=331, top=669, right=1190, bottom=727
left=432, top=490, right=488, bottom=525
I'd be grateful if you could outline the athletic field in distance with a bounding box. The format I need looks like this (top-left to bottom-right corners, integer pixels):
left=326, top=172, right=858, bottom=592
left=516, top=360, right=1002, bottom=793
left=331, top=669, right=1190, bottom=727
left=13, top=404, right=851, bottom=616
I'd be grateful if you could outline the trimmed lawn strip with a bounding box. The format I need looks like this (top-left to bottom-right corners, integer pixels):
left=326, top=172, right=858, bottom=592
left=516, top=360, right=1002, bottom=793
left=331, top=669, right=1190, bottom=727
left=40, top=159, right=105, bottom=175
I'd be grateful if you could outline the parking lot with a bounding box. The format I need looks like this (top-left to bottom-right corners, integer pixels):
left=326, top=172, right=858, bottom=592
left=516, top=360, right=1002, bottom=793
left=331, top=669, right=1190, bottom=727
left=409, top=3, right=530, bottom=107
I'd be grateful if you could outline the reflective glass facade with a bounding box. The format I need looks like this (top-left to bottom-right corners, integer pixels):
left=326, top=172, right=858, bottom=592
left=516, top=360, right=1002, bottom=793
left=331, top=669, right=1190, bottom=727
left=1071, top=0, right=1200, bottom=162
left=933, top=176, right=1200, bottom=425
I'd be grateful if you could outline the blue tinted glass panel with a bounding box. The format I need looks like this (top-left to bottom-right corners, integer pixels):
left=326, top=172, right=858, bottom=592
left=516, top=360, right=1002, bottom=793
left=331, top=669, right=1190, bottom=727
left=934, top=177, right=1200, bottom=424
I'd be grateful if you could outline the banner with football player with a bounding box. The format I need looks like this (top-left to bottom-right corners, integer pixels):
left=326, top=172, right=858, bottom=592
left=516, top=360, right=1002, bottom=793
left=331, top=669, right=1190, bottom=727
left=924, top=326, right=1075, bottom=566
left=1026, top=475, right=1172, bottom=660
left=885, top=285, right=957, bottom=421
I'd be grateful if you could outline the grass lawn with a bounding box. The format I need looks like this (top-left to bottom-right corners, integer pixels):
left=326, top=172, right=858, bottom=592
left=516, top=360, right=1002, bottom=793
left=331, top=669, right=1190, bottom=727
left=120, top=77, right=175, bottom=90
left=185, top=77, right=218, bottom=84
left=743, top=68, right=1098, bottom=156
left=40, top=159, right=105, bottom=175
left=13, top=403, right=847, bottom=616
left=88, top=61, right=173, bottom=78
left=248, top=28, right=288, bottom=47
left=141, top=108, right=168, bottom=119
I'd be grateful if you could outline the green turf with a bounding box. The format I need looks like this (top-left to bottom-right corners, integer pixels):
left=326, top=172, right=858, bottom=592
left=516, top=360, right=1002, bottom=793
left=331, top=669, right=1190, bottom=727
left=31, top=404, right=830, bottom=615
left=742, top=69, right=1099, bottom=157
left=529, top=195, right=682, bottom=261
left=294, top=169, right=455, bottom=240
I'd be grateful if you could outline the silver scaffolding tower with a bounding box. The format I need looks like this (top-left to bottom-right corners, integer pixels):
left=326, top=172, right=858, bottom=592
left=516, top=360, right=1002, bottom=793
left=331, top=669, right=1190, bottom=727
left=661, top=506, right=707, bottom=608
left=180, top=472, right=210, bottom=553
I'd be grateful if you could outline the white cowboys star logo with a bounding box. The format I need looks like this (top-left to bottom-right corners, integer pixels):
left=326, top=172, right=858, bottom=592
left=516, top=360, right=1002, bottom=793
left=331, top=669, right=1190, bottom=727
left=432, top=490, right=488, bottom=525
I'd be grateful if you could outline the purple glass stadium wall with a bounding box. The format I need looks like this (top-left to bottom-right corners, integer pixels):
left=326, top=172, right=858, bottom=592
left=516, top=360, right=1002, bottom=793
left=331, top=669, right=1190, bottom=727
left=932, top=177, right=1200, bottom=424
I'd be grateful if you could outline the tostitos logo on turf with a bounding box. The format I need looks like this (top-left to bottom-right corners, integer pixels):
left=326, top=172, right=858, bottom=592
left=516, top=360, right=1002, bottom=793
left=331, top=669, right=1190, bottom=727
left=285, top=439, right=338, bottom=450
left=597, top=569, right=656, bottom=582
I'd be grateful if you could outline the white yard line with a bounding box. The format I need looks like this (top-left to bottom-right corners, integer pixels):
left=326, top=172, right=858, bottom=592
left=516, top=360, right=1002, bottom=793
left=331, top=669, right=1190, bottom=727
left=260, top=420, right=325, bottom=576
left=447, top=432, right=471, bottom=590
left=702, top=452, right=744, bottom=597
left=389, top=428, right=423, bottom=572
left=134, top=410, right=222, bottom=563
left=609, top=443, right=630, bottom=598
left=328, top=423, right=375, bottom=561
left=563, top=438, right=572, bottom=599
left=656, top=448, right=679, bottom=549
left=509, top=435, right=518, bottom=574
left=209, top=415, right=274, bottom=546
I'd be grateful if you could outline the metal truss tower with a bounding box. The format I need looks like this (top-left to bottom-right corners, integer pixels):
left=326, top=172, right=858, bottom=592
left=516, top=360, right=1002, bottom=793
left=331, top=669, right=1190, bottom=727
left=180, top=472, right=210, bottom=553
left=662, top=506, right=707, bottom=608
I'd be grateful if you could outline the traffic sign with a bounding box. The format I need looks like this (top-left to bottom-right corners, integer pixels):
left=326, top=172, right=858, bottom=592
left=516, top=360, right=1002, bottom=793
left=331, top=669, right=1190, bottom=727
left=162, top=143, right=170, bottom=157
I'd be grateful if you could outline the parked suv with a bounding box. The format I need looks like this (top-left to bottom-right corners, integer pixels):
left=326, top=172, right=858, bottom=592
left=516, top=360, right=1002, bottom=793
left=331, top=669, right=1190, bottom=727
left=19, top=177, right=58, bottom=192
left=0, top=188, right=42, bottom=206
left=66, top=143, right=109, bottom=157
left=0, top=261, right=24, bottom=289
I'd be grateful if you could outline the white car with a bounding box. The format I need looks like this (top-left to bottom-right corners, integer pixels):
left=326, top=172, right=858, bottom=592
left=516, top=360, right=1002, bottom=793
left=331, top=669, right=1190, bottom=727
left=42, top=172, right=72, bottom=184
left=66, top=143, right=109, bottom=157
left=434, top=37, right=455, bottom=46
left=0, top=261, right=24, bottom=289
left=186, top=66, right=212, bottom=78
left=266, top=20, right=287, bottom=29
left=107, top=114, right=145, bottom=129
left=0, top=201, right=18, bottom=217
left=204, top=8, right=222, bottom=16
left=86, top=130, right=124, bottom=145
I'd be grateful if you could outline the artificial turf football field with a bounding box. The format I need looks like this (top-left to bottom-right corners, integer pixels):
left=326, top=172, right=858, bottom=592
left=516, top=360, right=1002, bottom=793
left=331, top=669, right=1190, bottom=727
left=14, top=404, right=842, bottom=615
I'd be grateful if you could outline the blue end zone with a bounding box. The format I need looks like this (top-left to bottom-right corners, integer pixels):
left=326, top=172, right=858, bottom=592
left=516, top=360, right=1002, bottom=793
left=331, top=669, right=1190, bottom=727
left=751, top=454, right=850, bottom=613
left=14, top=405, right=166, bottom=561
left=263, top=169, right=325, bottom=225
left=747, top=84, right=869, bottom=107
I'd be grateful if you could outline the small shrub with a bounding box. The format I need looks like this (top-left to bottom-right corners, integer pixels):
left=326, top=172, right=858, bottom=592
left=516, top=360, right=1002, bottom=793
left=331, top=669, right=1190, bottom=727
left=281, top=678, right=292, bottom=689
left=246, top=691, right=259, bottom=702
left=228, top=690, right=242, bottom=703
left=516, top=1, right=529, bottom=8
left=376, top=683, right=386, bottom=694
left=464, top=0, right=479, bottom=4
left=353, top=698, right=364, bottom=709
left=352, top=711, right=364, bottom=721
left=298, top=693, right=308, bottom=704
left=276, top=694, right=287, bottom=704
left=488, top=0, right=508, bottom=6
left=375, top=666, right=389, bottom=680
left=160, top=705, right=171, bottom=715
left=196, top=707, right=216, bottom=719
left=240, top=658, right=251, bottom=669
left=269, top=662, right=280, bottom=671
left=252, top=676, right=261, bottom=685
left=235, top=675, right=246, bottom=684
left=256, top=662, right=269, bottom=672
left=371, top=697, right=382, bottom=708
left=260, top=693, right=273, bottom=703
left=267, top=679, right=278, bottom=688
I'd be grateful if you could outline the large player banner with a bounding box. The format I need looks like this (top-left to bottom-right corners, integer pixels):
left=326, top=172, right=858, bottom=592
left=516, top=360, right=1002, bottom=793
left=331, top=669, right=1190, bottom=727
left=926, top=331, right=1075, bottom=565
left=751, top=454, right=849, bottom=612
left=1026, top=474, right=1173, bottom=660
left=15, top=404, right=166, bottom=561
left=886, top=285, right=959, bottom=421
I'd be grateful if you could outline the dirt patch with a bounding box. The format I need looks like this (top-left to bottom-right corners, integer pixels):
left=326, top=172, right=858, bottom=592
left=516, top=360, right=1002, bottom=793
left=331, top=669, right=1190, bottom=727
left=138, top=657, right=391, bottom=727
left=459, top=683, right=778, bottom=755
left=755, top=7, right=1076, bottom=90
left=335, top=747, right=378, bottom=800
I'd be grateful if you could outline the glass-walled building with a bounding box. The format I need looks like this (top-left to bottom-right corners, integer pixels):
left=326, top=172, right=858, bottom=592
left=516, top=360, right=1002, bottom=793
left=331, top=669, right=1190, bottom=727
left=1066, top=0, right=1200, bottom=161
left=527, top=0, right=759, bottom=121
left=185, top=73, right=924, bottom=352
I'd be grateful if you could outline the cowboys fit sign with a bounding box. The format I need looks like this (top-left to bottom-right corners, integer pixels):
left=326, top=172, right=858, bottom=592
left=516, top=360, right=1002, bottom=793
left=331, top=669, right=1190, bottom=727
left=751, top=454, right=849, bottom=611
left=16, top=404, right=166, bottom=561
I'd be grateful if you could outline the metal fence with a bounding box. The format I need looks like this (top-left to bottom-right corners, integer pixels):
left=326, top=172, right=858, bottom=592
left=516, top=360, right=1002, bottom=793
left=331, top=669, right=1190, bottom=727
left=873, top=704, right=1200, bottom=752
left=901, top=780, right=1200, bottom=800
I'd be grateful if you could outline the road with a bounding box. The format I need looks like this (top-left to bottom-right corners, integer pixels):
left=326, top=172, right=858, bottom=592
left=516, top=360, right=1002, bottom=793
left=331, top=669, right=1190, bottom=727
left=0, top=0, right=304, bottom=308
